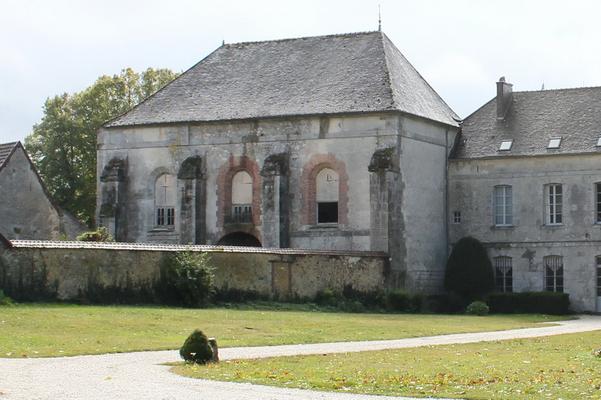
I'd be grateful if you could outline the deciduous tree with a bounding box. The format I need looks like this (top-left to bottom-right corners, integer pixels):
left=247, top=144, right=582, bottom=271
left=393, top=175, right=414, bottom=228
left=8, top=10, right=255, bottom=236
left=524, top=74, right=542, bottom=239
left=25, top=68, right=178, bottom=225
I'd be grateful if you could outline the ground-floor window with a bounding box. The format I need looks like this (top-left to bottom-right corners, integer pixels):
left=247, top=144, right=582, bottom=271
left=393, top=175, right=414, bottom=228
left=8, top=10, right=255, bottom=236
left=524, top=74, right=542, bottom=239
left=596, top=256, right=601, bottom=296
left=544, top=255, right=564, bottom=292
left=494, top=256, right=513, bottom=292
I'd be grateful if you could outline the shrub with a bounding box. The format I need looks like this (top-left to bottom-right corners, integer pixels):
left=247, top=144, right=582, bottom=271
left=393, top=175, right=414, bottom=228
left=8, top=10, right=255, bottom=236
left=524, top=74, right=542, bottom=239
left=214, top=288, right=268, bottom=303
left=0, top=290, right=14, bottom=306
left=487, top=292, right=570, bottom=315
left=158, top=251, right=215, bottom=307
left=422, top=293, right=466, bottom=314
left=386, top=290, right=421, bottom=313
left=466, top=300, right=489, bottom=316
left=315, top=288, right=340, bottom=306
left=444, top=236, right=494, bottom=302
left=76, top=227, right=113, bottom=242
left=179, top=329, right=213, bottom=364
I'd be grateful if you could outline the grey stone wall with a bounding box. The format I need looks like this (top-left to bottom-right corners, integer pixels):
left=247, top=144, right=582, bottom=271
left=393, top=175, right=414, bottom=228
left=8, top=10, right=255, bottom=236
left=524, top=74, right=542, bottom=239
left=449, top=153, right=601, bottom=312
left=97, top=112, right=458, bottom=294
left=0, top=147, right=62, bottom=240
left=0, top=241, right=388, bottom=302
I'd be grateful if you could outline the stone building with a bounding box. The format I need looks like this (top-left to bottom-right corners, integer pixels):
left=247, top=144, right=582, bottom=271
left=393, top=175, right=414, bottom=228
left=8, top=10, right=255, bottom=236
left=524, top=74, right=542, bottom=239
left=449, top=79, right=601, bottom=312
left=0, top=141, right=84, bottom=240
left=97, top=31, right=460, bottom=293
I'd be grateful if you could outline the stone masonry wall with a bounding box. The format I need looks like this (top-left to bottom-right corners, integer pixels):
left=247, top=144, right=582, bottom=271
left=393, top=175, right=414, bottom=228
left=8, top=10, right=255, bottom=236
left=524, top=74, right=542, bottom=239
left=0, top=240, right=388, bottom=302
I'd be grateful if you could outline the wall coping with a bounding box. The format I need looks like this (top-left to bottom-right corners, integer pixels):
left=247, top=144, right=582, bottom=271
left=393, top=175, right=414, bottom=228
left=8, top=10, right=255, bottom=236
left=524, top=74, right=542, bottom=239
left=9, top=240, right=388, bottom=258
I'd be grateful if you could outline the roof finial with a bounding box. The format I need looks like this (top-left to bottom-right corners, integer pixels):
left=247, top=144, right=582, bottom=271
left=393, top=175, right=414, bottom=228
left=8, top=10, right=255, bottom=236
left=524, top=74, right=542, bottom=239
left=378, top=4, right=382, bottom=31
left=222, top=39, right=225, bottom=46
left=541, top=82, right=545, bottom=90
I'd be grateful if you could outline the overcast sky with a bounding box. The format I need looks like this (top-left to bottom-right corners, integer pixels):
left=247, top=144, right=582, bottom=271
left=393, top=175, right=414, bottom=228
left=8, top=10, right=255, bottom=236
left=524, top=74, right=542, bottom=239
left=2, top=0, right=601, bottom=143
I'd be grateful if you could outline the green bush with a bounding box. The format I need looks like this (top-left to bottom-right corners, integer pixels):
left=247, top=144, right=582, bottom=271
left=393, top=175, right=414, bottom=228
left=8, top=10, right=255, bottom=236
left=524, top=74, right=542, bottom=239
left=487, top=292, right=570, bottom=315
left=158, top=251, right=215, bottom=307
left=179, top=329, right=213, bottom=364
left=466, top=300, right=489, bottom=316
left=76, top=227, right=113, bottom=242
left=386, top=290, right=421, bottom=313
left=315, top=288, right=341, bottom=307
left=423, top=293, right=467, bottom=314
left=214, top=288, right=268, bottom=303
left=0, top=290, right=14, bottom=306
left=444, top=236, right=494, bottom=302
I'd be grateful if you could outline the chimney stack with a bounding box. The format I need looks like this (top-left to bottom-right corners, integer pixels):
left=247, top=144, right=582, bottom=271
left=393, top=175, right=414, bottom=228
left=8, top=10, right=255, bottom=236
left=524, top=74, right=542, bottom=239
left=496, top=76, right=513, bottom=121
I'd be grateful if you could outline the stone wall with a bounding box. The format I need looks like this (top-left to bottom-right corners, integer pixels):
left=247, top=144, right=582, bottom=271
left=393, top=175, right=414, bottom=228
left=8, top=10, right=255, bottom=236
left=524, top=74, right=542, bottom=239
left=0, top=240, right=388, bottom=303
left=449, top=153, right=601, bottom=312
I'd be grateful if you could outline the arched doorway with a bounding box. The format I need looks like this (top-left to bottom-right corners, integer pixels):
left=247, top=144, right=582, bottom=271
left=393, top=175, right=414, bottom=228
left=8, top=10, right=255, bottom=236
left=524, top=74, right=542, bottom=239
left=217, top=232, right=262, bottom=247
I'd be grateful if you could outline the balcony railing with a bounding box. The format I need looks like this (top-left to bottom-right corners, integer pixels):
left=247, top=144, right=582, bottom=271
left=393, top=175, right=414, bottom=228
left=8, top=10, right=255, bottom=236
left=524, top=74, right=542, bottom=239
left=226, top=204, right=253, bottom=224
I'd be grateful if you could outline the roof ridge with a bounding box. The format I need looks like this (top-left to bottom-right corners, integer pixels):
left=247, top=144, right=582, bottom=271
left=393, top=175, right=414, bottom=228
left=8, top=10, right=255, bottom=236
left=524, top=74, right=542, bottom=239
left=515, top=85, right=601, bottom=94
left=380, top=33, right=460, bottom=123
left=223, top=30, right=381, bottom=47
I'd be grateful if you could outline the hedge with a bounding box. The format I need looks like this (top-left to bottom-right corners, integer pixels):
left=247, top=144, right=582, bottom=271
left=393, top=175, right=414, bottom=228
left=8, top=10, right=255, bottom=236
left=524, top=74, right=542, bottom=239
left=487, top=292, right=570, bottom=315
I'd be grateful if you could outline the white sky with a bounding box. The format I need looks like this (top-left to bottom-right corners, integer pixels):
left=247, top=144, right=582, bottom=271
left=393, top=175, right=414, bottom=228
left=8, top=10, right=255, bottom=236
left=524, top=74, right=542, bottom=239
left=2, top=0, right=601, bottom=143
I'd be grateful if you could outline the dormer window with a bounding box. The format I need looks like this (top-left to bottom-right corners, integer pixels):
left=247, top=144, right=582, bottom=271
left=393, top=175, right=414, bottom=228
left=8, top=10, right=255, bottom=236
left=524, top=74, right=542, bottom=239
left=548, top=137, right=562, bottom=149
left=596, top=137, right=601, bottom=147
left=499, top=140, right=513, bottom=151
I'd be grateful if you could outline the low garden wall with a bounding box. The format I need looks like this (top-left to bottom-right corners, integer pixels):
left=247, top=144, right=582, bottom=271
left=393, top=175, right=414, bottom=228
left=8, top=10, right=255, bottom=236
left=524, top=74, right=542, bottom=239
left=0, top=239, right=389, bottom=303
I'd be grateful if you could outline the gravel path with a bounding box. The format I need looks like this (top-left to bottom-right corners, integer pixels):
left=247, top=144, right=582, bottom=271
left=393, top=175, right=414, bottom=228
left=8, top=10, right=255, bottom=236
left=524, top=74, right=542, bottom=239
left=1, top=315, right=600, bottom=400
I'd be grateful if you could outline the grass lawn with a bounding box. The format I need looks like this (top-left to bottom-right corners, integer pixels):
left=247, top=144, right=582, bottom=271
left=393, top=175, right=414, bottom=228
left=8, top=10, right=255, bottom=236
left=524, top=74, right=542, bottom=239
left=174, top=331, right=601, bottom=399
left=0, top=303, right=565, bottom=358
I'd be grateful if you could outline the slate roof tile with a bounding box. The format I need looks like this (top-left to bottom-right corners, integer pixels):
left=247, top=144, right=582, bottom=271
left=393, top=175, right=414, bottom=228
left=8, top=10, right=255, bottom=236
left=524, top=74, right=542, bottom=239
left=0, top=142, right=18, bottom=169
left=454, top=87, right=601, bottom=159
left=106, top=31, right=458, bottom=128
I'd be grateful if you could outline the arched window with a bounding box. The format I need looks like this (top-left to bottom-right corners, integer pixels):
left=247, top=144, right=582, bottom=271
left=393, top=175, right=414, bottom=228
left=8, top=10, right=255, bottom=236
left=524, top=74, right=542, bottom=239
left=316, top=168, right=339, bottom=223
left=231, top=171, right=253, bottom=223
left=155, top=174, right=176, bottom=226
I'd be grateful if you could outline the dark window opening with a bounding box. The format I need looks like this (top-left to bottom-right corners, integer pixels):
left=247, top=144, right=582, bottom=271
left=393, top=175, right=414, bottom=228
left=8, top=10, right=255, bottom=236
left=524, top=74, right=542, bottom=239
left=317, top=202, right=338, bottom=224
left=156, top=207, right=175, bottom=226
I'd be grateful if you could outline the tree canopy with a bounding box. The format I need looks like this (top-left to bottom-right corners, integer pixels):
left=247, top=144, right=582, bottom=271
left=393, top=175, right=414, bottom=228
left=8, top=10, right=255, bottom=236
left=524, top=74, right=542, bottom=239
left=444, top=236, right=495, bottom=301
left=25, top=68, right=179, bottom=226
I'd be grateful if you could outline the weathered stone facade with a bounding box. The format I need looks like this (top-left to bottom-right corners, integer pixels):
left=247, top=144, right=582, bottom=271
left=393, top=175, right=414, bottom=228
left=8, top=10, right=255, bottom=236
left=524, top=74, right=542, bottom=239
left=449, top=80, right=601, bottom=312
left=97, top=32, right=460, bottom=294
left=0, top=142, right=84, bottom=240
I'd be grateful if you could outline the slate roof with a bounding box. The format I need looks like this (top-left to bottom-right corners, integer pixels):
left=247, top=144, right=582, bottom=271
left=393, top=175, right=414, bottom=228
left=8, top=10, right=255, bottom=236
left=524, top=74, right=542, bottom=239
left=0, top=142, right=18, bottom=169
left=454, top=87, right=601, bottom=159
left=106, top=31, right=459, bottom=128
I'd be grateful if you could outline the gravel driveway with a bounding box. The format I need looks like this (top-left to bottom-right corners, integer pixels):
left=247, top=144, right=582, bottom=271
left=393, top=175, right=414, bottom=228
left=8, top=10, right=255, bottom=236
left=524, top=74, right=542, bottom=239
left=1, top=315, right=599, bottom=400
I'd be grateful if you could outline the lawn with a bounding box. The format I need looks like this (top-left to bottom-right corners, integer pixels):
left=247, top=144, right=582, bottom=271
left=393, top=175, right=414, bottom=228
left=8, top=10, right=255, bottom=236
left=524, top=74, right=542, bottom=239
left=0, top=303, right=565, bottom=358
left=174, top=331, right=601, bottom=400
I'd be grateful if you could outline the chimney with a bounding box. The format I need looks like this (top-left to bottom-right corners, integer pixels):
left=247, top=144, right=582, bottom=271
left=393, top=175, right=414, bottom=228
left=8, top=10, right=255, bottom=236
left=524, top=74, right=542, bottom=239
left=496, top=76, right=513, bottom=121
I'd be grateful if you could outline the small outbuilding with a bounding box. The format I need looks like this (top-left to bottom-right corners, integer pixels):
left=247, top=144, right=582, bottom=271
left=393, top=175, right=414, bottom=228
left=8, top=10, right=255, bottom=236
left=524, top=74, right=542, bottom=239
left=0, top=141, right=85, bottom=240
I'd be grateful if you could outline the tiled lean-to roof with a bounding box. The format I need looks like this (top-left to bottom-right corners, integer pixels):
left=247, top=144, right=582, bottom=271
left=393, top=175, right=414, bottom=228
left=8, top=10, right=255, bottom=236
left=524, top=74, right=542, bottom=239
left=455, top=86, right=601, bottom=159
left=105, top=31, right=459, bottom=128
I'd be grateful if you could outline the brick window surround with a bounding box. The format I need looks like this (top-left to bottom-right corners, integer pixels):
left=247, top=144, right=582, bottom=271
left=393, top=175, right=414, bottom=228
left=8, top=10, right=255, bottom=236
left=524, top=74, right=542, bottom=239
left=300, top=153, right=349, bottom=226
left=216, top=156, right=262, bottom=229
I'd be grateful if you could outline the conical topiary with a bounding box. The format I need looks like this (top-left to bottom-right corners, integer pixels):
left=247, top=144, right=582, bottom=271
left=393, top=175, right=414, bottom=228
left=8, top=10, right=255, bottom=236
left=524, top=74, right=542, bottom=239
left=179, top=329, right=213, bottom=364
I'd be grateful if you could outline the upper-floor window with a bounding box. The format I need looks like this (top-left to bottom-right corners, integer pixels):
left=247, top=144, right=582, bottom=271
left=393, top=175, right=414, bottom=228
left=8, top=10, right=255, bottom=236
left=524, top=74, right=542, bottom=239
left=493, top=256, right=513, bottom=292
left=316, top=168, right=339, bottom=224
left=231, top=171, right=253, bottom=223
left=544, top=255, right=564, bottom=292
left=155, top=174, right=176, bottom=226
left=545, top=184, right=563, bottom=225
left=493, top=185, right=513, bottom=226
left=595, top=182, right=601, bottom=224
left=453, top=211, right=461, bottom=224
